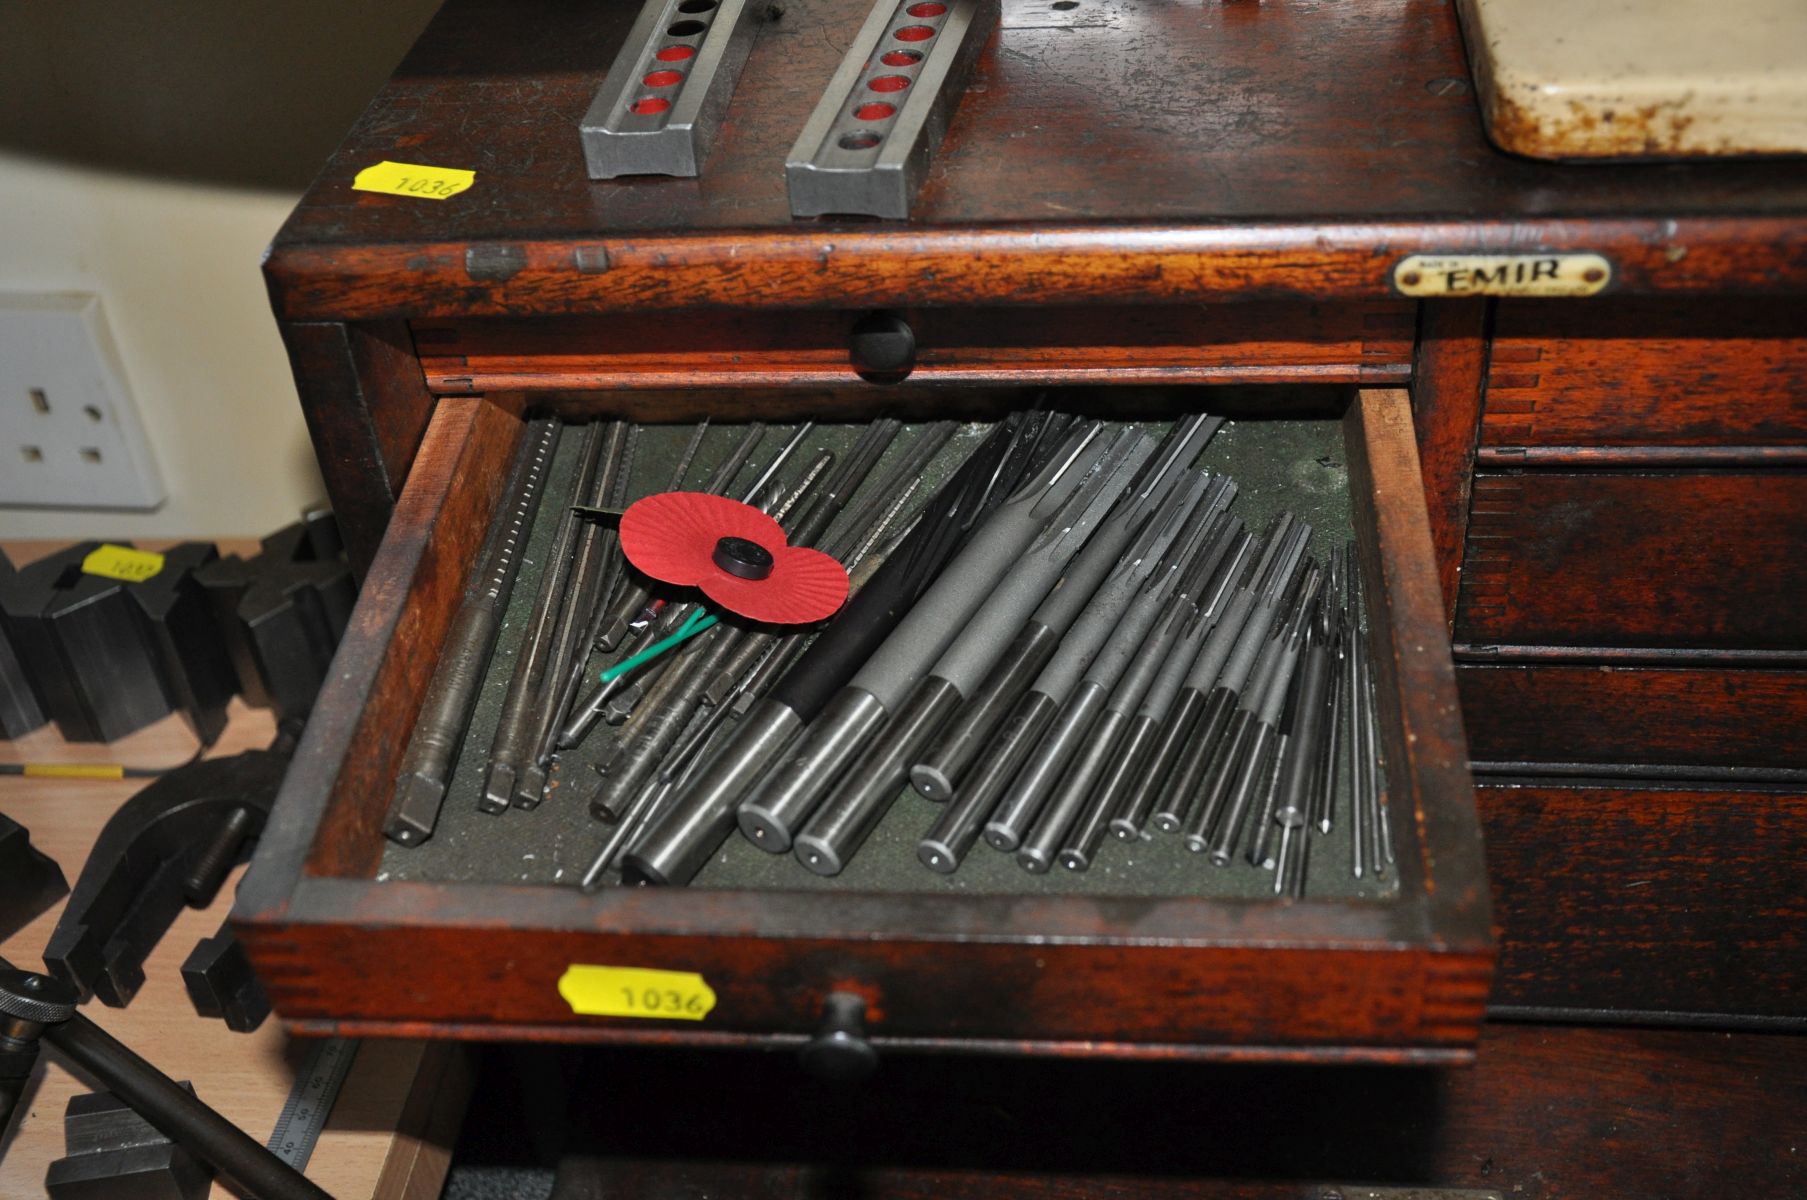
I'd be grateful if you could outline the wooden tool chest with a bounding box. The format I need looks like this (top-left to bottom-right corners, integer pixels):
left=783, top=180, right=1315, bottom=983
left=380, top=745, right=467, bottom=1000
left=239, top=0, right=1807, bottom=1056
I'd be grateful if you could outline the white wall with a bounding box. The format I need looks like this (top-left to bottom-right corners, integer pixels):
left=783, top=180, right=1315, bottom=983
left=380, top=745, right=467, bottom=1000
left=0, top=0, right=444, bottom=540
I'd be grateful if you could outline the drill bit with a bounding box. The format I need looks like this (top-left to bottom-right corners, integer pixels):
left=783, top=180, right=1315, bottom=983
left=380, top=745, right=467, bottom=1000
left=978, top=473, right=1223, bottom=855
left=773, top=420, right=1115, bottom=876
left=921, top=486, right=1236, bottom=875
left=1054, top=511, right=1245, bottom=872
left=1104, top=528, right=1255, bottom=842
left=717, top=413, right=1088, bottom=868
left=620, top=416, right=1031, bottom=886
left=1191, top=564, right=1320, bottom=865
left=1144, top=516, right=1309, bottom=835
left=786, top=429, right=1153, bottom=875
left=1010, top=492, right=1232, bottom=872
left=911, top=416, right=1225, bottom=801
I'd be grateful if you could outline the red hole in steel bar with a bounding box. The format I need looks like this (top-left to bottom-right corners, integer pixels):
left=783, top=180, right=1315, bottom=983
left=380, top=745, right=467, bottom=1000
left=655, top=45, right=696, bottom=61
left=894, top=24, right=935, bottom=40
left=630, top=97, right=672, bottom=114
left=907, top=2, right=948, bottom=15
left=854, top=102, right=897, bottom=120
left=881, top=49, right=923, bottom=66
left=868, top=75, right=911, bottom=92
left=644, top=69, right=684, bottom=86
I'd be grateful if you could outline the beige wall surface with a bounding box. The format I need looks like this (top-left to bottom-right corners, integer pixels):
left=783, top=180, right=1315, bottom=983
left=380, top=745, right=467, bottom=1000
left=0, top=0, right=444, bottom=539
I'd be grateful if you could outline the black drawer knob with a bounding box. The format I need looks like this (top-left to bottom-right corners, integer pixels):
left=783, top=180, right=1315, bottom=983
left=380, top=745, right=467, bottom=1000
left=799, top=991, right=878, bottom=1081
left=850, top=312, right=915, bottom=383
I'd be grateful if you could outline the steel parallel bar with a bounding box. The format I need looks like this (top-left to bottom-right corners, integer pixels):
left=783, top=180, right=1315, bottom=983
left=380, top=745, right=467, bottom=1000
left=786, top=0, right=1002, bottom=218
left=580, top=0, right=768, bottom=178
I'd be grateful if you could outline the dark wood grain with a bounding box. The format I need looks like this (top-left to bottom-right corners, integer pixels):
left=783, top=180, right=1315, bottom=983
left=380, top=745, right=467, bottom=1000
left=412, top=303, right=1414, bottom=393
left=278, top=320, right=438, bottom=578
left=309, top=398, right=520, bottom=878
left=1345, top=389, right=1491, bottom=950
left=1480, top=783, right=1806, bottom=1020
left=1457, top=664, right=1807, bottom=772
left=235, top=397, right=520, bottom=916
left=1484, top=299, right=1807, bottom=447
left=262, top=0, right=1807, bottom=319
left=236, top=393, right=1492, bottom=1054
left=1456, top=471, right=1807, bottom=651
left=522, top=1024, right=1807, bottom=1200
left=270, top=219, right=1807, bottom=322
left=1411, top=300, right=1489, bottom=628
left=240, top=881, right=1481, bottom=1062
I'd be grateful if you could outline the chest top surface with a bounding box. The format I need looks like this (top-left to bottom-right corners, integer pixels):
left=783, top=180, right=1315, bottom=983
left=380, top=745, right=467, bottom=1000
left=266, top=0, right=1807, bottom=318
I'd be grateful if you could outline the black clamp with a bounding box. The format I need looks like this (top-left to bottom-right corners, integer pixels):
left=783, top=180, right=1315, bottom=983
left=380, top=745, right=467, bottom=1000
left=0, top=956, right=330, bottom=1200
left=0, top=542, right=237, bottom=744
left=41, top=724, right=299, bottom=1030
left=0, top=813, right=69, bottom=941
left=196, top=511, right=355, bottom=723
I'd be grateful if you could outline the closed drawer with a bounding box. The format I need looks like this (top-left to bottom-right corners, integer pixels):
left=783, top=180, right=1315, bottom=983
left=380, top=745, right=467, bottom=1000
left=1455, top=470, right=1807, bottom=654
left=233, top=387, right=1490, bottom=1061
left=1481, top=782, right=1807, bottom=1022
left=1482, top=299, right=1807, bottom=452
left=411, top=303, right=1414, bottom=394
left=1459, top=663, right=1807, bottom=774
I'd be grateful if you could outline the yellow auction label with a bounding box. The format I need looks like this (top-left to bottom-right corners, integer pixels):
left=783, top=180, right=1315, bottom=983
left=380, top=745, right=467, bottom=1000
left=558, top=965, right=716, bottom=1021
left=352, top=161, right=476, bottom=201
left=1392, top=253, right=1611, bottom=298
left=81, top=544, right=164, bottom=583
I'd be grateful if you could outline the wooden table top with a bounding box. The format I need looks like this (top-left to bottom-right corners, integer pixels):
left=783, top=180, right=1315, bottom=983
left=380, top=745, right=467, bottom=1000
left=0, top=541, right=465, bottom=1200
left=264, top=0, right=1807, bottom=320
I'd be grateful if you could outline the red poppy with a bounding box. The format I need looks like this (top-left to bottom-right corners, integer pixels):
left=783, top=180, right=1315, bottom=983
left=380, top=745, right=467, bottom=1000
left=617, top=491, right=848, bottom=625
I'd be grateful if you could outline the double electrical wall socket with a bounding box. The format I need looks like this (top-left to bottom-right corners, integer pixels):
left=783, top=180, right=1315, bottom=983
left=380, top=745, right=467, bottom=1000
left=0, top=293, right=165, bottom=510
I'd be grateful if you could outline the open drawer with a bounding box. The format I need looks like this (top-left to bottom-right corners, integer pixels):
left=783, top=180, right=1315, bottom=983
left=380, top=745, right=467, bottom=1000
left=233, top=387, right=1491, bottom=1062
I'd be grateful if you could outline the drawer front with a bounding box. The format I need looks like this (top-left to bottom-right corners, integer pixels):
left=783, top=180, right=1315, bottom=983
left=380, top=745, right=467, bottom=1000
left=1483, top=299, right=1807, bottom=449
left=1481, top=783, right=1807, bottom=1022
left=236, top=390, right=1490, bottom=1058
left=1456, top=471, right=1807, bottom=653
left=411, top=303, right=1414, bottom=394
left=1459, top=663, right=1807, bottom=773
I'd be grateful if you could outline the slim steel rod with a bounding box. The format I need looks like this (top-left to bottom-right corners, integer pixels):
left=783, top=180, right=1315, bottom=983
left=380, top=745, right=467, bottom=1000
left=1148, top=519, right=1309, bottom=834
left=518, top=420, right=634, bottom=806
left=385, top=418, right=557, bottom=845
left=481, top=423, right=604, bottom=813
left=752, top=420, right=1111, bottom=860
left=911, top=417, right=1225, bottom=800
left=625, top=418, right=1021, bottom=886
left=1015, top=501, right=1230, bottom=872
left=531, top=423, right=639, bottom=774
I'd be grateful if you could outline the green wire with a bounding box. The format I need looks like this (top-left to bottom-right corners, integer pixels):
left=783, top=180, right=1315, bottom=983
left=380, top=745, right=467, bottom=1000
left=598, top=606, right=717, bottom=685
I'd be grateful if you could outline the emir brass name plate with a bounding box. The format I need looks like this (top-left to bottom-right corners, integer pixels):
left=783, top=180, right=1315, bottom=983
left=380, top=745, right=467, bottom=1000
left=1392, top=253, right=1611, bottom=297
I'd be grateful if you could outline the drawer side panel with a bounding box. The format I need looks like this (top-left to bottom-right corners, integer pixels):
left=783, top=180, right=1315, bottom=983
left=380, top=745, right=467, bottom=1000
left=1484, top=299, right=1807, bottom=448
left=1458, top=664, right=1807, bottom=772
left=1455, top=471, right=1807, bottom=651
left=1481, top=783, right=1807, bottom=1021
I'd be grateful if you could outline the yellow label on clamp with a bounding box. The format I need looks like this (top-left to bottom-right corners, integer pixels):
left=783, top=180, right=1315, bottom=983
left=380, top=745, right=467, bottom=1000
left=81, top=544, right=164, bottom=583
